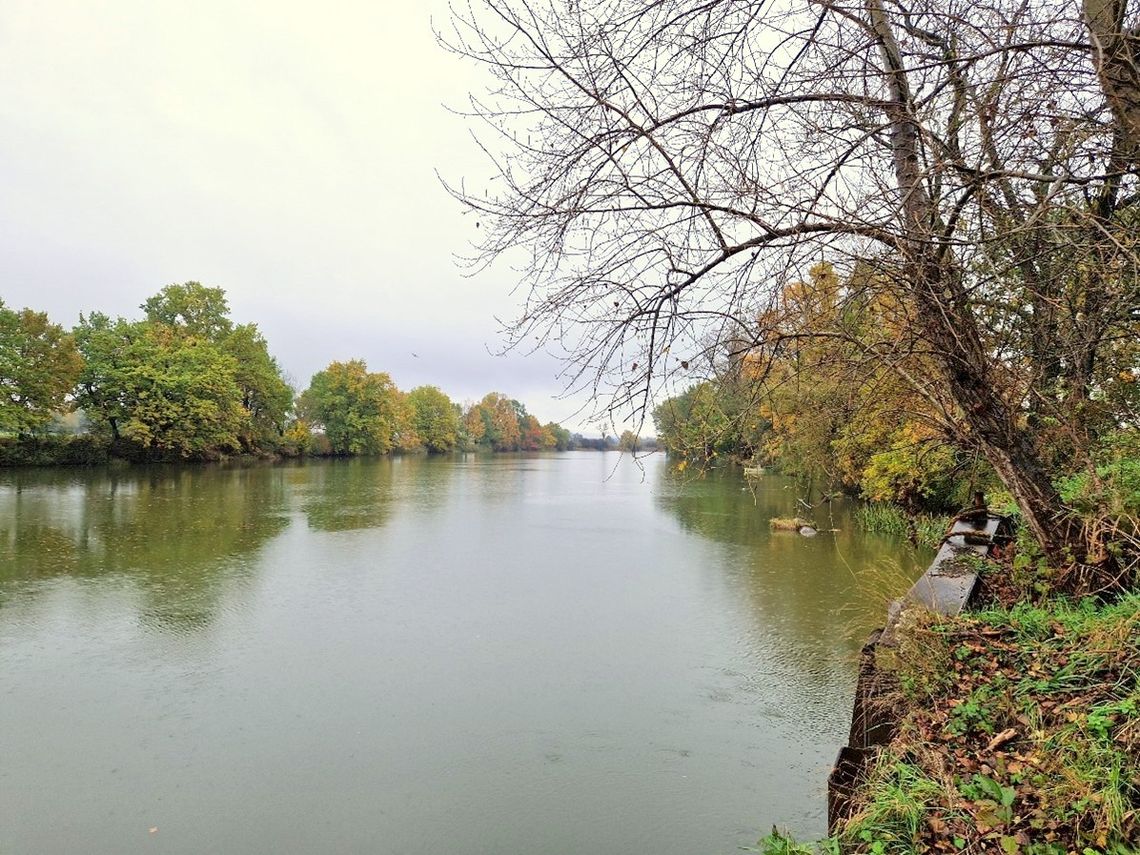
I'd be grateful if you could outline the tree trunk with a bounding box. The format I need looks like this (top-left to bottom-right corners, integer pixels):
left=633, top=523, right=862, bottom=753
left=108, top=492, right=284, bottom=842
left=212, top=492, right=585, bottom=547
left=868, top=0, right=1080, bottom=561
left=1084, top=0, right=1140, bottom=165
left=935, top=336, right=1079, bottom=558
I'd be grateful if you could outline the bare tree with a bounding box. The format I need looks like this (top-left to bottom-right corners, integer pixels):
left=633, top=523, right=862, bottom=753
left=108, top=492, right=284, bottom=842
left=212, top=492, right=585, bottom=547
left=441, top=0, right=1140, bottom=561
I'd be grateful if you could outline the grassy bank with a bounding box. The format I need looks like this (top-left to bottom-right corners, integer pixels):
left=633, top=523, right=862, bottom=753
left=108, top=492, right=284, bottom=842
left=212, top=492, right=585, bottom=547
left=760, top=589, right=1140, bottom=854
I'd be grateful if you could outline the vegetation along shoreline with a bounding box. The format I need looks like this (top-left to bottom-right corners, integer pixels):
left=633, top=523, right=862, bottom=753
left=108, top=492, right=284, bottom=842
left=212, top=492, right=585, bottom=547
left=0, top=281, right=651, bottom=468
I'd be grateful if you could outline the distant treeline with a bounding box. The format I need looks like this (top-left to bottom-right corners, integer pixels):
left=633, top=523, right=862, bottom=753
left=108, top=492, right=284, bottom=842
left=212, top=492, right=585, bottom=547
left=0, top=282, right=616, bottom=465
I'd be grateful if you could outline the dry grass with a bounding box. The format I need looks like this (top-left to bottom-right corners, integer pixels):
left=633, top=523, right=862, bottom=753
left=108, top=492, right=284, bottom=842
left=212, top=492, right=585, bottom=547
left=770, top=516, right=812, bottom=531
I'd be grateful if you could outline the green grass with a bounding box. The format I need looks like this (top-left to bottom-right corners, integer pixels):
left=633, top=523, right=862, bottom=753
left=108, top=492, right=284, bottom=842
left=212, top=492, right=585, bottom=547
left=758, top=593, right=1140, bottom=853
left=840, top=758, right=950, bottom=854
left=754, top=828, right=824, bottom=855
left=854, top=503, right=952, bottom=550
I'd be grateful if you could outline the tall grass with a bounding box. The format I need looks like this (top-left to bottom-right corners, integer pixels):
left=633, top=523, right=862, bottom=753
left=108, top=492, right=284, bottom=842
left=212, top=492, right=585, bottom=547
left=854, top=503, right=952, bottom=550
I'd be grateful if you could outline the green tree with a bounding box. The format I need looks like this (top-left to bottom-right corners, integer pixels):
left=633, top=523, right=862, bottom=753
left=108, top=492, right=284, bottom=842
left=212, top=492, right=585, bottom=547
left=299, top=360, right=408, bottom=455
left=222, top=323, right=293, bottom=450
left=653, top=382, right=740, bottom=461
left=142, top=282, right=233, bottom=340
left=74, top=314, right=245, bottom=457
left=142, top=284, right=291, bottom=452
left=407, top=385, right=460, bottom=452
left=0, top=302, right=83, bottom=436
left=119, top=327, right=245, bottom=456
left=545, top=422, right=572, bottom=451
left=73, top=313, right=139, bottom=441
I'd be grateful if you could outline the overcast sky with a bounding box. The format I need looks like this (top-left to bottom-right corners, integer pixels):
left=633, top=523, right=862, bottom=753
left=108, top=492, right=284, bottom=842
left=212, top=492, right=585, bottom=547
left=0, top=1, right=606, bottom=431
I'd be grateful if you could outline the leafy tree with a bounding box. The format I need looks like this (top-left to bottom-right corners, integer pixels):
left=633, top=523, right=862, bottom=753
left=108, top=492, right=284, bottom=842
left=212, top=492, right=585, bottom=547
left=142, top=282, right=233, bottom=340
left=392, top=391, right=419, bottom=452
left=73, top=313, right=141, bottom=441
left=653, top=382, right=741, bottom=462
left=118, top=326, right=246, bottom=456
left=73, top=314, right=245, bottom=457
left=222, top=323, right=293, bottom=450
left=618, top=430, right=639, bottom=452
left=545, top=422, right=572, bottom=451
left=142, top=284, right=291, bottom=452
left=299, top=360, right=409, bottom=455
left=519, top=413, right=556, bottom=450
left=460, top=403, right=487, bottom=449
left=654, top=263, right=983, bottom=507
left=473, top=392, right=522, bottom=451
left=0, top=302, right=82, bottom=436
left=407, top=385, right=461, bottom=452
left=278, top=418, right=314, bottom=457
left=77, top=282, right=293, bottom=457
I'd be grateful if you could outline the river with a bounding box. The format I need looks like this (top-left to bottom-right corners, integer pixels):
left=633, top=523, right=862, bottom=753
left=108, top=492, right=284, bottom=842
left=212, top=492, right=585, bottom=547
left=0, top=453, right=926, bottom=854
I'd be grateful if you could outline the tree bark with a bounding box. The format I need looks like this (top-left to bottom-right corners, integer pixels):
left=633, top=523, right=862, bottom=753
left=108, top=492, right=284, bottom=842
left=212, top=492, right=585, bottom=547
left=934, top=332, right=1079, bottom=557
left=1084, top=0, right=1140, bottom=164
left=868, top=0, right=1079, bottom=560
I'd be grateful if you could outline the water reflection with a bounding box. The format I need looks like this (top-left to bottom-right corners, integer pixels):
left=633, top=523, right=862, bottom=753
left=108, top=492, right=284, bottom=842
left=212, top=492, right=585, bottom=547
left=0, top=464, right=289, bottom=629
left=297, top=458, right=397, bottom=532
left=654, top=464, right=928, bottom=646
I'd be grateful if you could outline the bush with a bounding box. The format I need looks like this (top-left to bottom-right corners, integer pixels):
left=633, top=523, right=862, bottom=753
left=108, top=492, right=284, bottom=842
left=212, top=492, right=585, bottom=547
left=0, top=434, right=111, bottom=466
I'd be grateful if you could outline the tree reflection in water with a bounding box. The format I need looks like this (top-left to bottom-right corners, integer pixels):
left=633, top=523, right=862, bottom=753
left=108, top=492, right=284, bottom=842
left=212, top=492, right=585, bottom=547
left=0, top=464, right=290, bottom=631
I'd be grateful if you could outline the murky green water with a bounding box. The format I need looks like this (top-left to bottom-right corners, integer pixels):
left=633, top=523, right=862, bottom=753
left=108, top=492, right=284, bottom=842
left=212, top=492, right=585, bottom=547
left=0, top=454, right=926, bottom=855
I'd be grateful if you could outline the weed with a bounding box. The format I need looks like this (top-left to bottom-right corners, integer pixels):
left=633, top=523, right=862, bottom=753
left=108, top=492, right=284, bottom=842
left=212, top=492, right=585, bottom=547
left=855, top=503, right=952, bottom=551
left=840, top=756, right=948, bottom=853
left=753, top=828, right=820, bottom=855
left=831, top=593, right=1140, bottom=852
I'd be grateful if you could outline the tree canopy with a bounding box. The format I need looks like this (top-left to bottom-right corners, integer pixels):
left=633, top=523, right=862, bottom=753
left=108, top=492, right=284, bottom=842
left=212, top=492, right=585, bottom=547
left=0, top=302, right=82, bottom=436
left=2, top=284, right=589, bottom=464
left=74, top=313, right=246, bottom=457
left=142, top=282, right=233, bottom=340
left=407, top=385, right=462, bottom=452
left=299, top=360, right=414, bottom=455
left=70, top=283, right=296, bottom=459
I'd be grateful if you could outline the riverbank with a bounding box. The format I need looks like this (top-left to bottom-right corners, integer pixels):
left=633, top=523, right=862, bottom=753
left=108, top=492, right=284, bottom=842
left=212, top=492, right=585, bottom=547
left=0, top=434, right=631, bottom=468
left=761, top=558, right=1140, bottom=854
left=835, top=593, right=1138, bottom=851
left=0, top=434, right=293, bottom=467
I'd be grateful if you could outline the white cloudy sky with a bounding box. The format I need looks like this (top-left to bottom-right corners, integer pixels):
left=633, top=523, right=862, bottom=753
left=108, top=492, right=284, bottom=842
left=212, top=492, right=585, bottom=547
left=0, top=1, right=605, bottom=430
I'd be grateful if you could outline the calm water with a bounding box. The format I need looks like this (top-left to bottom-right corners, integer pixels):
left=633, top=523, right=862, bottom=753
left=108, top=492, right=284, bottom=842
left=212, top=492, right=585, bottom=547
left=0, top=454, right=926, bottom=855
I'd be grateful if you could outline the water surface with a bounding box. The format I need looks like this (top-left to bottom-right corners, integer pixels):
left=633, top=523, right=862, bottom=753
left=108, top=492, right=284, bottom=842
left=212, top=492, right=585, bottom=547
left=0, top=454, right=925, bottom=854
